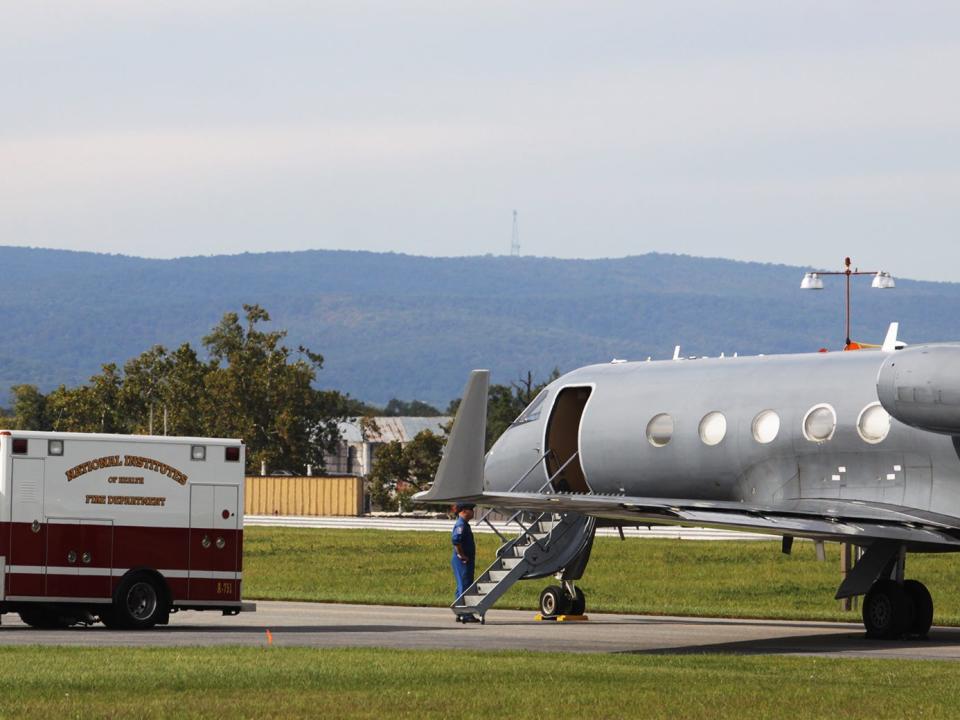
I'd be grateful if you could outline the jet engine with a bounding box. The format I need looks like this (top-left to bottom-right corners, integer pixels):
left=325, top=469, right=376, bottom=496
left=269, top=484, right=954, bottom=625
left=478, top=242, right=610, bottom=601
left=877, top=345, right=960, bottom=435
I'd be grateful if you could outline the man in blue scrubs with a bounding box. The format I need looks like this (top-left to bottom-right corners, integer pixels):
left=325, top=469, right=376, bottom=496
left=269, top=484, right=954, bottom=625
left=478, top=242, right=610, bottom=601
left=451, top=503, right=478, bottom=623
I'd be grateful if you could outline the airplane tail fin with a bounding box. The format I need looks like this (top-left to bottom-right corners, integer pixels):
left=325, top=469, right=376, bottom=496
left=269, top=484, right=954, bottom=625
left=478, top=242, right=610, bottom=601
left=413, top=369, right=489, bottom=504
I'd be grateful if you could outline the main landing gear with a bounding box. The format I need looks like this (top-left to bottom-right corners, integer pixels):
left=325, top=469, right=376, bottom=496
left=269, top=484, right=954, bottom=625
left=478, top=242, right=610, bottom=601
left=839, top=543, right=934, bottom=640
left=862, top=578, right=933, bottom=639
left=538, top=580, right=586, bottom=618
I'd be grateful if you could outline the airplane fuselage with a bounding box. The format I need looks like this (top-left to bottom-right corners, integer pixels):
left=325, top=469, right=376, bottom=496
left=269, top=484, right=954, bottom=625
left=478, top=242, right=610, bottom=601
left=484, top=348, right=960, bottom=517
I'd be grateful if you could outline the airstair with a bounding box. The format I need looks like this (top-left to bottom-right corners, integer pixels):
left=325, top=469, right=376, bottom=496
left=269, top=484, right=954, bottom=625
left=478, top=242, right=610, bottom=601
left=452, top=451, right=596, bottom=622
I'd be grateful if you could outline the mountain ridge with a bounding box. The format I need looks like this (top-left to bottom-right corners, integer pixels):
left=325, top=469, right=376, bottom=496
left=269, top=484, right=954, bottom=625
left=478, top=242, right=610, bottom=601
left=1, top=245, right=957, bottom=406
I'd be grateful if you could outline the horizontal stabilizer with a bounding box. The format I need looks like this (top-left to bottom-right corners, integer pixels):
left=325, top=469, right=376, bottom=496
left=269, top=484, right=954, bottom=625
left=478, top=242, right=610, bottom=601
left=413, top=370, right=489, bottom=504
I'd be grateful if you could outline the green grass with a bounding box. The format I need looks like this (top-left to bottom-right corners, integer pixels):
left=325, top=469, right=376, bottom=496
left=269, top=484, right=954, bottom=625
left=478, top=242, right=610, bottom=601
left=2, top=646, right=960, bottom=719
left=243, top=526, right=960, bottom=624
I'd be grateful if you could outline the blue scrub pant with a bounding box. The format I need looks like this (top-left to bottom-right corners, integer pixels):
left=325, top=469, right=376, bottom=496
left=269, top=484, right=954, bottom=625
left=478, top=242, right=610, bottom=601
left=452, top=555, right=475, bottom=604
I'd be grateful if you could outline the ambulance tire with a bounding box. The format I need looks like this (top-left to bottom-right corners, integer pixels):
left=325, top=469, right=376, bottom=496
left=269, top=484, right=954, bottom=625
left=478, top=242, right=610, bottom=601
left=18, top=607, right=73, bottom=629
left=109, top=573, right=166, bottom=630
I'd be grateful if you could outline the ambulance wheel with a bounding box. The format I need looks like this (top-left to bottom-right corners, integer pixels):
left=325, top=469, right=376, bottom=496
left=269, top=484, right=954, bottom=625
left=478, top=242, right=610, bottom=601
left=539, top=586, right=569, bottom=617
left=111, top=573, right=165, bottom=630
left=903, top=580, right=934, bottom=637
left=18, top=607, right=72, bottom=629
left=569, top=587, right=586, bottom=616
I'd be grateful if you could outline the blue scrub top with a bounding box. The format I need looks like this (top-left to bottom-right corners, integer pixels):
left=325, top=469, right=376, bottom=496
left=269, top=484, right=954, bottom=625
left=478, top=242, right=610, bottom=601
left=451, top=516, right=475, bottom=560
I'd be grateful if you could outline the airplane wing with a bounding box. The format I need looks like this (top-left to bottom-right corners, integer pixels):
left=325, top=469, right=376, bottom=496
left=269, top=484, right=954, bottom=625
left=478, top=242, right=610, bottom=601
left=471, top=490, right=960, bottom=549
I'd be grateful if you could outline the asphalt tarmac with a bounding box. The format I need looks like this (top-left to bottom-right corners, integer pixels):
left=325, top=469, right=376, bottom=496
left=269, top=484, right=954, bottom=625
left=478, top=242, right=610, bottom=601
left=3, top=600, right=960, bottom=660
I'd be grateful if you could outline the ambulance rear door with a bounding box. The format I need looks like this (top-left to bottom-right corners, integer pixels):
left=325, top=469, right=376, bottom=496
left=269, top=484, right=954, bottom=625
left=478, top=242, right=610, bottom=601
left=188, top=483, right=239, bottom=602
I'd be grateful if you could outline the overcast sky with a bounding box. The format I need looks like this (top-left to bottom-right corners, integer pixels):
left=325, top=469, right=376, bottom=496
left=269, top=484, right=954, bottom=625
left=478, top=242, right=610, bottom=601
left=2, top=2, right=959, bottom=280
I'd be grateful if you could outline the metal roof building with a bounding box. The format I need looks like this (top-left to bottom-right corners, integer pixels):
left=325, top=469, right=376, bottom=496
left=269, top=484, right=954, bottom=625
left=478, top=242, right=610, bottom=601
left=325, top=416, right=451, bottom=477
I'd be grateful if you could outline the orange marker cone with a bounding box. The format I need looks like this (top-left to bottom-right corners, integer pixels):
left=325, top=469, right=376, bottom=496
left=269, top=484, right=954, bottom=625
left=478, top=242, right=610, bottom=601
left=265, top=629, right=273, bottom=646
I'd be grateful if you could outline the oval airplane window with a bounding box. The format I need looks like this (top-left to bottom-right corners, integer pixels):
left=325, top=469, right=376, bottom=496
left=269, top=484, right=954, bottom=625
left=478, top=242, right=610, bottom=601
left=752, top=410, right=780, bottom=444
left=699, top=411, right=727, bottom=446
left=646, top=413, right=674, bottom=447
left=857, top=402, right=891, bottom=444
left=803, top=404, right=837, bottom=442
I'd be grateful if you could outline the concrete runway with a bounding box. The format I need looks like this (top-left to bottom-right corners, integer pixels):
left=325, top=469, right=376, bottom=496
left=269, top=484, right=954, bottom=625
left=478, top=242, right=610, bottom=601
left=4, top=600, right=960, bottom=660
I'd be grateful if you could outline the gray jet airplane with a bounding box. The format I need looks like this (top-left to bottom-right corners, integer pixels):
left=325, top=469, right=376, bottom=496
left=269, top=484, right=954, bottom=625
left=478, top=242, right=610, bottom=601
left=415, top=324, right=960, bottom=638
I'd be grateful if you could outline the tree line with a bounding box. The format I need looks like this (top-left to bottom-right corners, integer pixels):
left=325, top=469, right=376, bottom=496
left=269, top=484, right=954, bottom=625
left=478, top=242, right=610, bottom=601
left=0, top=301, right=561, bottom=503
left=2, top=305, right=354, bottom=474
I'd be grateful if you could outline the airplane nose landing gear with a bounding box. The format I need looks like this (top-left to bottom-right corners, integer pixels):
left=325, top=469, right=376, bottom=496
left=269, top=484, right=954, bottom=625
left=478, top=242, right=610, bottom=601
left=538, top=580, right=587, bottom=618
left=539, top=586, right=570, bottom=617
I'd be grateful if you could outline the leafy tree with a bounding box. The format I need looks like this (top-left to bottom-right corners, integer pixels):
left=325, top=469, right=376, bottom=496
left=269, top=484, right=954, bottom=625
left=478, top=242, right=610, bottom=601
left=367, top=429, right=446, bottom=511
left=161, top=343, right=211, bottom=437
left=45, top=364, right=125, bottom=433
left=10, top=384, right=50, bottom=430
left=120, top=345, right=173, bottom=434
left=201, top=304, right=345, bottom=473
left=4, top=305, right=349, bottom=475
left=382, top=398, right=442, bottom=417
left=343, top=397, right=382, bottom=417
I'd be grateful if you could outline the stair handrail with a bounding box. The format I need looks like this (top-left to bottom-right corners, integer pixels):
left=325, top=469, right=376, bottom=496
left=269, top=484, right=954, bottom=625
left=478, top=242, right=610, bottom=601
left=507, top=450, right=579, bottom=529
left=507, top=451, right=580, bottom=553
left=454, top=450, right=582, bottom=609
left=474, top=449, right=554, bottom=539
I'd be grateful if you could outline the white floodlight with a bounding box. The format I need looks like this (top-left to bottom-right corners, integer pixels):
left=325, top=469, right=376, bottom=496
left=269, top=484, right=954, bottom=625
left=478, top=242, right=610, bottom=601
left=871, top=271, right=895, bottom=289
left=800, top=272, right=824, bottom=290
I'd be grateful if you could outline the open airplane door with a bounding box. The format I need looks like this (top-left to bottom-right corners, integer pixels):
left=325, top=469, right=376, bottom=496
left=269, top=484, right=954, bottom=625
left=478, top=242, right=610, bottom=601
left=543, top=386, right=592, bottom=493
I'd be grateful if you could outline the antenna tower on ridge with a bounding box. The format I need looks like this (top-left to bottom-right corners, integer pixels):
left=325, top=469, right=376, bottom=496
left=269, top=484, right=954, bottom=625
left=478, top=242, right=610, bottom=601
left=510, top=210, right=520, bottom=257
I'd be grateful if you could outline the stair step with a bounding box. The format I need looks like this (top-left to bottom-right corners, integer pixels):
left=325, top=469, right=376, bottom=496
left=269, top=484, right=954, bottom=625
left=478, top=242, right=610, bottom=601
left=476, top=582, right=499, bottom=594
left=462, top=594, right=484, bottom=606
left=500, top=557, right=523, bottom=569
left=488, top=570, right=510, bottom=581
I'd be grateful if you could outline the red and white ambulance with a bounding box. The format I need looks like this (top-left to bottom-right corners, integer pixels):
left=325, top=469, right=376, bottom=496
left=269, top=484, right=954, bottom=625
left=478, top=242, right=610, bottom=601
left=0, top=430, right=254, bottom=629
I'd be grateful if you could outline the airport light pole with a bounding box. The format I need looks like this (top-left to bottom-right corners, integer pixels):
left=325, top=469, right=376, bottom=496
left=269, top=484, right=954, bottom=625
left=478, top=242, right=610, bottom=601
left=800, top=257, right=895, bottom=348
left=801, top=257, right=895, bottom=612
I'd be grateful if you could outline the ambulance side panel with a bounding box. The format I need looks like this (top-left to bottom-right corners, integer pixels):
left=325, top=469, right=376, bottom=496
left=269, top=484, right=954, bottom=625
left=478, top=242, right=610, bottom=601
left=7, top=457, right=47, bottom=598
left=1, top=433, right=244, bottom=608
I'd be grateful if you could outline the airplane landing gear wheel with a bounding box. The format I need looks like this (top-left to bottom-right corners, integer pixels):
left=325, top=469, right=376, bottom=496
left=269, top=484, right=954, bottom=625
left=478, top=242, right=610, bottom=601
left=903, top=580, right=933, bottom=638
left=569, top=587, right=586, bottom=616
left=539, top=585, right=570, bottom=617
left=863, top=579, right=913, bottom=639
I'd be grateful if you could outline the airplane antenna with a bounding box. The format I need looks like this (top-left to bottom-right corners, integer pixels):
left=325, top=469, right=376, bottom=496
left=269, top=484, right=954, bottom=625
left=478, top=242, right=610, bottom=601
left=510, top=210, right=520, bottom=257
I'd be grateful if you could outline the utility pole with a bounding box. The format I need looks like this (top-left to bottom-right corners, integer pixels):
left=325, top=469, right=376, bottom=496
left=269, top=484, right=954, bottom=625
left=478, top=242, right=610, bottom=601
left=510, top=210, right=520, bottom=257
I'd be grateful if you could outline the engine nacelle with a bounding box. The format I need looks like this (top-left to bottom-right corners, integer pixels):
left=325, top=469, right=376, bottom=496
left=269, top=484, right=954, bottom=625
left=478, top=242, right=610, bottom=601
left=877, top=345, right=960, bottom=435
